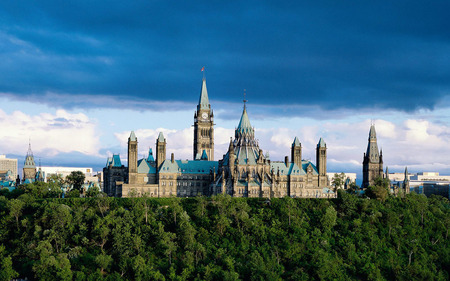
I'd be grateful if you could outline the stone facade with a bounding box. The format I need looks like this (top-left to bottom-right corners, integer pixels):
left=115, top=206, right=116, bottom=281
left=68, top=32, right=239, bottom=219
left=23, top=143, right=37, bottom=183
left=362, top=124, right=384, bottom=188
left=103, top=155, right=127, bottom=197
left=107, top=77, right=332, bottom=198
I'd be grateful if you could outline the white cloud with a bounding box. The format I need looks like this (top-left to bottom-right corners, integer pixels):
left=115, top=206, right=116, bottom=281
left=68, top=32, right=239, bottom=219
left=0, top=109, right=101, bottom=157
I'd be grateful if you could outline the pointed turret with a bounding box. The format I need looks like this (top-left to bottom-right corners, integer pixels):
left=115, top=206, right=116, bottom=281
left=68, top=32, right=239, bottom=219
left=291, top=137, right=302, bottom=167
left=23, top=141, right=36, bottom=182
left=193, top=77, right=214, bottom=160
left=317, top=137, right=326, bottom=148
left=147, top=148, right=155, bottom=163
left=156, top=132, right=166, bottom=169
left=316, top=137, right=327, bottom=186
left=362, top=124, right=384, bottom=188
left=158, top=132, right=165, bottom=143
left=235, top=102, right=255, bottom=141
left=366, top=124, right=380, bottom=163
left=403, top=167, right=410, bottom=194
left=198, top=78, right=210, bottom=111
left=129, top=131, right=137, bottom=141
left=128, top=131, right=138, bottom=182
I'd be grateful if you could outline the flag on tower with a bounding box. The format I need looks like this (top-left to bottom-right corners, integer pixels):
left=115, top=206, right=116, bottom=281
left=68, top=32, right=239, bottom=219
left=201, top=66, right=205, bottom=72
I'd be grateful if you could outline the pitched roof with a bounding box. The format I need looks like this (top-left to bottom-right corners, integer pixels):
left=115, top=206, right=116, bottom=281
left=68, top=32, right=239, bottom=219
left=158, top=159, right=219, bottom=174
left=129, top=131, right=137, bottom=141
left=317, top=137, right=326, bottom=148
left=292, top=137, right=301, bottom=147
left=147, top=148, right=155, bottom=162
left=366, top=125, right=380, bottom=163
left=106, top=154, right=122, bottom=167
left=237, top=106, right=253, bottom=135
left=157, top=132, right=165, bottom=142
left=198, top=78, right=210, bottom=110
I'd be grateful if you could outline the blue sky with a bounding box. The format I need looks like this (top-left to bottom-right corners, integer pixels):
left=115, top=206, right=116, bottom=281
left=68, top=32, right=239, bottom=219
left=1, top=1, right=449, bottom=179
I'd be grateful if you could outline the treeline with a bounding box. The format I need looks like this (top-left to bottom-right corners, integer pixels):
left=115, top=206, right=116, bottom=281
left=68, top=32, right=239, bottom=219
left=0, top=185, right=449, bottom=280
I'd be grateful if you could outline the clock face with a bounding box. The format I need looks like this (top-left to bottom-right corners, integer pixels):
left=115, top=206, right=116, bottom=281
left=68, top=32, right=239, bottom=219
left=202, top=112, right=208, bottom=119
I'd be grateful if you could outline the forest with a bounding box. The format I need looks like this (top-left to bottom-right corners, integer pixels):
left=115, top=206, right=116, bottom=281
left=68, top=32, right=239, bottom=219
left=0, top=182, right=449, bottom=280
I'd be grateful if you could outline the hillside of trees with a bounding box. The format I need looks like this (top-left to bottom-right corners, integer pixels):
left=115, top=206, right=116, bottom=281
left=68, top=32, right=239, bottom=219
left=0, top=183, right=449, bottom=280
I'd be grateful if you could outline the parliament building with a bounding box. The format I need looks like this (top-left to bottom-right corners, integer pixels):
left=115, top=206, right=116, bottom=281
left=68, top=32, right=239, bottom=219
left=104, top=77, right=332, bottom=198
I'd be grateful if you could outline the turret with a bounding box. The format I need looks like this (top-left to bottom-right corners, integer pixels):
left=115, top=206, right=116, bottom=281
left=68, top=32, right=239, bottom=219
left=362, top=124, right=384, bottom=188
left=193, top=76, right=214, bottom=160
left=291, top=137, right=302, bottom=167
left=156, top=132, right=166, bottom=170
left=316, top=137, right=327, bottom=187
left=128, top=131, right=137, bottom=174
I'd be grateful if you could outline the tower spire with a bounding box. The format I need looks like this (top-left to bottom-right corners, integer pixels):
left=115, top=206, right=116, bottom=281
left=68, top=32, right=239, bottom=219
left=243, top=89, right=247, bottom=109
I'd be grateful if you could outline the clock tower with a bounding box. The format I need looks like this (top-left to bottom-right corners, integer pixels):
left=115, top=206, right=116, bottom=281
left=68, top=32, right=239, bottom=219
left=193, top=77, right=214, bottom=160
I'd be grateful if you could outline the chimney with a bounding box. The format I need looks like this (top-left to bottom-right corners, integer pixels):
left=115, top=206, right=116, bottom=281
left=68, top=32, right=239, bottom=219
left=171, top=153, right=174, bottom=163
left=285, top=156, right=289, bottom=167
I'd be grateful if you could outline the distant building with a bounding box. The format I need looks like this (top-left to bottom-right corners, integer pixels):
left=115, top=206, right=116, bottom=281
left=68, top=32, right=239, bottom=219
left=103, top=154, right=127, bottom=197
left=106, top=77, right=332, bottom=198
left=327, top=172, right=357, bottom=189
left=389, top=171, right=449, bottom=198
left=23, top=142, right=37, bottom=183
left=362, top=124, right=384, bottom=188
left=40, top=166, right=96, bottom=182
left=0, top=155, right=18, bottom=179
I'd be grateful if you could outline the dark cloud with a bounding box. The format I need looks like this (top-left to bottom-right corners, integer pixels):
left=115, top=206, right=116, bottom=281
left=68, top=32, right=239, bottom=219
left=0, top=1, right=449, bottom=114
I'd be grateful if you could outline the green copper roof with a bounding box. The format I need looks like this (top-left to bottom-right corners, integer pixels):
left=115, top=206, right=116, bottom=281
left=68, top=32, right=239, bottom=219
left=129, top=131, right=137, bottom=141
left=24, top=142, right=36, bottom=168
left=147, top=148, right=155, bottom=162
left=201, top=150, right=208, bottom=160
left=112, top=154, right=122, bottom=167
left=198, top=78, right=210, bottom=110
left=157, top=132, right=165, bottom=142
left=137, top=159, right=156, bottom=174
left=317, top=137, right=326, bottom=148
left=292, top=137, right=301, bottom=147
left=237, top=106, right=253, bottom=135
left=106, top=154, right=122, bottom=167
left=158, top=159, right=218, bottom=174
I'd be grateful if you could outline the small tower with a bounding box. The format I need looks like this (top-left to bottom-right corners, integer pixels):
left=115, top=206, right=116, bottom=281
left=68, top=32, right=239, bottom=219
left=156, top=132, right=166, bottom=170
left=128, top=131, right=138, bottom=184
left=316, top=137, right=327, bottom=187
left=23, top=141, right=36, bottom=182
left=362, top=124, right=384, bottom=188
left=403, top=167, right=410, bottom=194
left=193, top=76, right=214, bottom=160
left=291, top=137, right=302, bottom=167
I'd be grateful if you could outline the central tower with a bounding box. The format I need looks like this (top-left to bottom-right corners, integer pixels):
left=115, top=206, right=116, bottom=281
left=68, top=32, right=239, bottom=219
left=193, top=77, right=214, bottom=160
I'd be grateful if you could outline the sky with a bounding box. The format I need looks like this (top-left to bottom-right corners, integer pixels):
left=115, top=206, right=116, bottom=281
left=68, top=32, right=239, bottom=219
left=1, top=1, right=449, bottom=180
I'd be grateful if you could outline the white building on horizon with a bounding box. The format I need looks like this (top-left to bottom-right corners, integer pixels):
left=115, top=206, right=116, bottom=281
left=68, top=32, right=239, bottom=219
left=40, top=166, right=98, bottom=183
left=0, top=155, right=18, bottom=180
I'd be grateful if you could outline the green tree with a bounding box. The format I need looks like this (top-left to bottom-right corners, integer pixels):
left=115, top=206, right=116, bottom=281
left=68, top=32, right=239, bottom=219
left=66, top=171, right=85, bottom=192
left=7, top=198, right=25, bottom=230
left=0, top=245, right=18, bottom=281
left=95, top=253, right=113, bottom=275
left=332, top=172, right=346, bottom=192
left=366, top=177, right=390, bottom=201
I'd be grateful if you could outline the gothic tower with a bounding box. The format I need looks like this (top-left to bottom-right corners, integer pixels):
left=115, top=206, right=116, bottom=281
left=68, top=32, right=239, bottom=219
left=362, top=124, right=384, bottom=188
left=128, top=131, right=138, bottom=184
left=156, top=132, right=166, bottom=170
left=23, top=141, right=36, bottom=182
left=193, top=77, right=214, bottom=160
left=403, top=167, right=410, bottom=194
left=291, top=137, right=302, bottom=167
left=316, top=138, right=327, bottom=187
